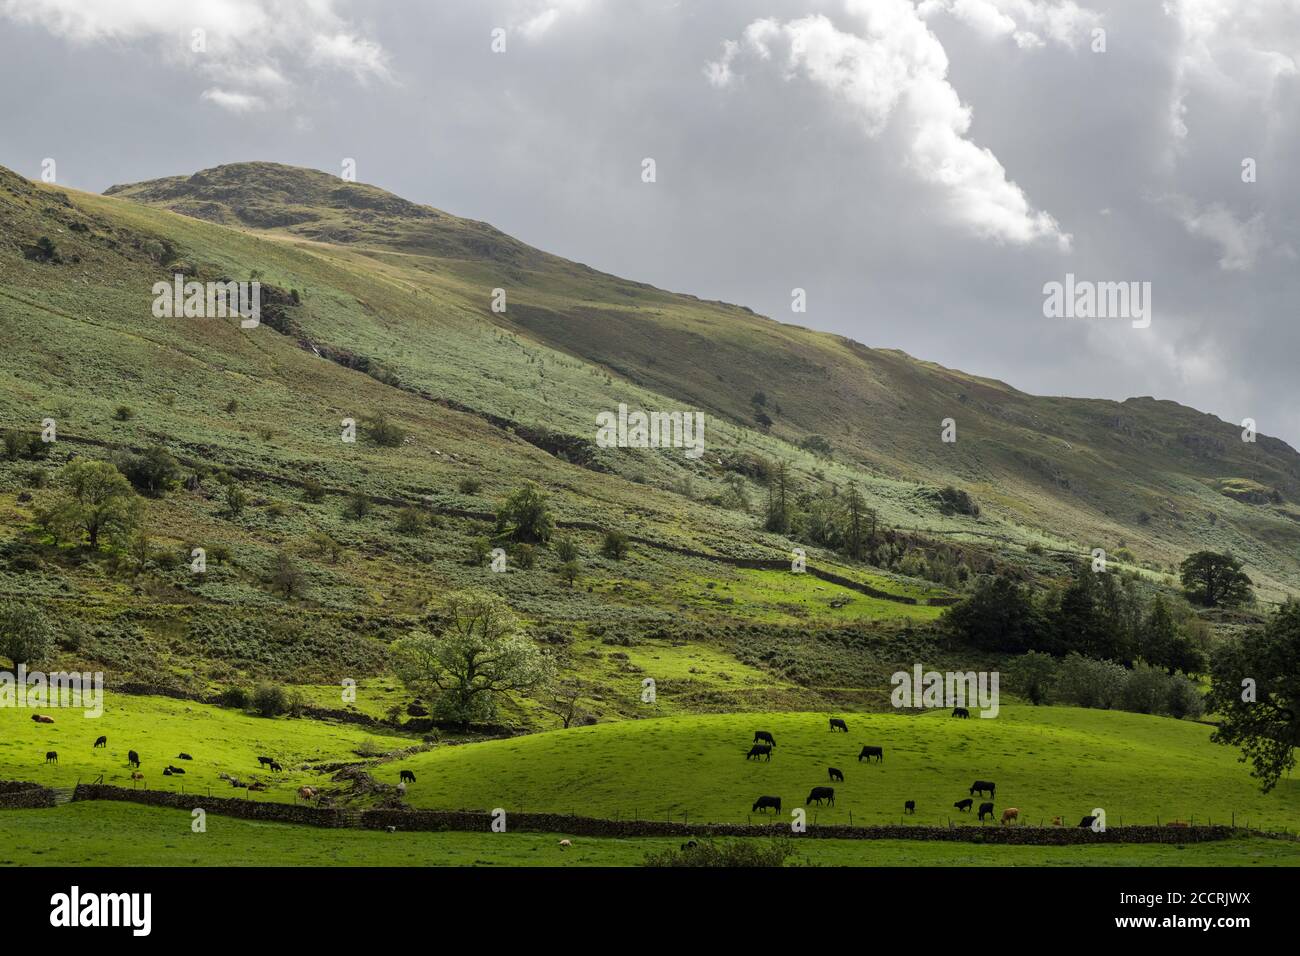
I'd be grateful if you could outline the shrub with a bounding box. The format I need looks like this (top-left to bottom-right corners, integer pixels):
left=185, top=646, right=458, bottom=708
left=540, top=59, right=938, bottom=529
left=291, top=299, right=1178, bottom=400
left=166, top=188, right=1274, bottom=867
left=219, top=685, right=251, bottom=709
left=514, top=543, right=535, bottom=569
left=302, top=478, right=326, bottom=503
left=559, top=560, right=581, bottom=587
left=113, top=405, right=135, bottom=422
left=468, top=536, right=491, bottom=566
left=344, top=494, right=371, bottom=520
left=251, top=682, right=288, bottom=717
left=395, top=507, right=427, bottom=535
left=365, top=414, right=407, bottom=448
left=494, top=480, right=554, bottom=543
left=601, top=530, right=629, bottom=560
left=554, top=536, right=579, bottom=562
left=225, top=484, right=248, bottom=516
left=642, top=839, right=798, bottom=868
left=458, top=477, right=482, bottom=495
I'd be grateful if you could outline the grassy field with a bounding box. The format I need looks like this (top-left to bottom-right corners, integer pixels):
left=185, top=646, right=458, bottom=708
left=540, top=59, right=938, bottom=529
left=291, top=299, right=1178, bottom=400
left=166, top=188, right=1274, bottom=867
left=2, top=802, right=1296, bottom=866
left=386, top=707, right=1300, bottom=831
left=0, top=694, right=412, bottom=799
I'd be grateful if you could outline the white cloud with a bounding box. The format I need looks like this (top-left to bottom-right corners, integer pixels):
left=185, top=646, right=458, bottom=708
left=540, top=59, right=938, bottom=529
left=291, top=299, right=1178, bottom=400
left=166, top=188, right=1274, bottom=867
left=513, top=0, right=595, bottom=40
left=0, top=0, right=392, bottom=109
left=705, top=0, right=1071, bottom=250
left=1169, top=197, right=1271, bottom=271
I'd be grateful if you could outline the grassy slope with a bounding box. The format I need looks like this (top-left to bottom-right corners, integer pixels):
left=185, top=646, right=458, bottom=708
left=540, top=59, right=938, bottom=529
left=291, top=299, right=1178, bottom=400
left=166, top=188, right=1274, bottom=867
left=1, top=803, right=1296, bottom=866
left=104, top=162, right=1300, bottom=599
left=387, top=708, right=1300, bottom=830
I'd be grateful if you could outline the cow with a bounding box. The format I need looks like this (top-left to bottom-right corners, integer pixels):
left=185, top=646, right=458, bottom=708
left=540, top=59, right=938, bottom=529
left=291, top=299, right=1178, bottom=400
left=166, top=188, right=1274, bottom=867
left=969, top=780, right=996, bottom=798
left=954, top=798, right=973, bottom=812
left=127, top=750, right=141, bottom=768
left=558, top=839, right=572, bottom=848
left=680, top=840, right=698, bottom=850
left=745, top=744, right=772, bottom=761
left=298, top=787, right=316, bottom=801
left=177, top=753, right=193, bottom=760
left=952, top=707, right=970, bottom=718
left=806, top=787, right=835, bottom=807
left=829, top=718, right=848, bottom=732
left=257, top=756, right=274, bottom=769
left=31, top=714, right=54, bottom=724
left=163, top=768, right=172, bottom=776
left=247, top=782, right=268, bottom=792
left=1001, top=808, right=1020, bottom=825
left=94, top=736, right=107, bottom=748
left=1078, top=815, right=1097, bottom=829
left=45, top=751, right=57, bottom=764
left=752, top=795, right=782, bottom=813
left=130, top=772, right=144, bottom=781
left=1052, top=816, right=1063, bottom=826
left=828, top=767, right=844, bottom=782
left=753, top=731, right=776, bottom=747
left=397, top=782, right=407, bottom=796
left=978, top=802, right=995, bottom=822
left=269, top=761, right=283, bottom=772
left=858, top=745, right=883, bottom=763
left=167, top=765, right=186, bottom=775
left=904, top=800, right=916, bottom=814
left=399, top=770, right=416, bottom=784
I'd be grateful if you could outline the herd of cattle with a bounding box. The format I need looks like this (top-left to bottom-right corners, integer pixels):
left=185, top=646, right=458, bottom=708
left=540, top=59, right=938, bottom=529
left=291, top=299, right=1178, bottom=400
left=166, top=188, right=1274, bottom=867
left=744, top=715, right=1099, bottom=828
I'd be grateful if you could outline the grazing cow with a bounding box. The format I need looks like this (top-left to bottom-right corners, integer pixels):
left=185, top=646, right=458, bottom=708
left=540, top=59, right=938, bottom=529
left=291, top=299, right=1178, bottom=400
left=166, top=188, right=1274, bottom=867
left=829, top=718, right=848, bottom=732
left=806, top=787, right=835, bottom=807
left=745, top=744, right=772, bottom=761
left=298, top=787, right=316, bottom=801
left=269, top=761, right=283, bottom=772
left=127, top=750, right=140, bottom=768
left=167, top=765, right=185, bottom=775
left=385, top=826, right=397, bottom=834
left=558, top=839, right=572, bottom=848
left=45, top=751, right=57, bottom=764
left=1078, top=815, right=1097, bottom=829
left=680, top=840, right=698, bottom=850
left=951, top=707, right=970, bottom=719
left=1052, top=816, right=1063, bottom=826
left=163, top=768, right=172, bottom=776
left=247, top=782, right=268, bottom=792
left=1001, top=808, right=1020, bottom=825
left=178, top=753, right=192, bottom=760
left=978, top=802, right=995, bottom=822
left=752, top=795, right=782, bottom=814
left=828, top=767, right=844, bottom=782
left=753, top=731, right=776, bottom=747
left=130, top=772, right=144, bottom=781
left=904, top=800, right=916, bottom=814
left=257, top=756, right=274, bottom=769
left=94, top=736, right=107, bottom=748
left=397, top=782, right=407, bottom=796
left=399, top=770, right=416, bottom=784
left=32, top=714, right=54, bottom=724
left=969, top=780, right=996, bottom=798
left=857, top=745, right=883, bottom=763
left=953, top=798, right=973, bottom=812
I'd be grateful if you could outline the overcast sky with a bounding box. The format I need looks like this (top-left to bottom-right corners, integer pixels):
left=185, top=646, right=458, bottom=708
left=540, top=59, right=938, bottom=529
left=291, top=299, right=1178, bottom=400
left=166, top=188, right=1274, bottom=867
left=2, top=0, right=1296, bottom=447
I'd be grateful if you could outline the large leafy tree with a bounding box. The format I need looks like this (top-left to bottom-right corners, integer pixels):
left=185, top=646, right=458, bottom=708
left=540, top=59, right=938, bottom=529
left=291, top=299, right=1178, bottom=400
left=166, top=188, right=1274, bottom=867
left=0, top=601, right=54, bottom=669
left=45, top=460, right=143, bottom=550
left=1180, top=550, right=1253, bottom=608
left=494, top=480, right=555, bottom=544
left=392, top=590, right=553, bottom=726
left=1207, top=602, right=1300, bottom=792
left=942, top=575, right=1044, bottom=653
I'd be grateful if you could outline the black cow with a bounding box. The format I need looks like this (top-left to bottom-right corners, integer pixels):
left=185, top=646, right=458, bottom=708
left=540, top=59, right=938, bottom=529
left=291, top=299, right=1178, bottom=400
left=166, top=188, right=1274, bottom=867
left=257, top=755, right=274, bottom=769
left=167, top=765, right=186, bottom=775
left=177, top=753, right=193, bottom=760
left=829, top=718, right=848, bottom=732
left=952, top=707, right=970, bottom=718
left=680, top=840, right=698, bottom=850
left=753, top=731, right=776, bottom=747
left=163, top=768, right=172, bottom=776
left=1079, top=815, right=1098, bottom=829
left=45, top=751, right=57, bottom=764
left=978, top=802, right=995, bottom=822
left=954, top=798, right=973, bottom=812
left=904, top=800, right=916, bottom=814
left=828, top=767, right=844, bottom=782
left=858, top=745, right=883, bottom=763
left=752, top=795, right=782, bottom=813
left=399, top=770, right=416, bottom=784
left=93, top=735, right=107, bottom=748
left=127, top=750, right=140, bottom=768
left=806, top=787, right=835, bottom=806
left=745, top=744, right=773, bottom=761
left=969, top=780, right=996, bottom=798
left=269, top=761, right=283, bottom=772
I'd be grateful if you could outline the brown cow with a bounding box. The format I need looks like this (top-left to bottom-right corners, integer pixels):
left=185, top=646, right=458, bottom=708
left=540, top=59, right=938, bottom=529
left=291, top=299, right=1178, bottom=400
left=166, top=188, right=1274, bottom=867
left=1052, top=816, right=1063, bottom=826
left=1001, top=808, right=1020, bottom=825
left=130, top=772, right=144, bottom=781
left=298, top=786, right=316, bottom=801
left=31, top=714, right=54, bottom=724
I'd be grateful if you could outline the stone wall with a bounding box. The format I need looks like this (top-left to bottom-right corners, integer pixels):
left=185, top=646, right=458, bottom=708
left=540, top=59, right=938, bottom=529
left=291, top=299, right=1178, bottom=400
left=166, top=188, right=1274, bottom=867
left=0, top=780, right=57, bottom=809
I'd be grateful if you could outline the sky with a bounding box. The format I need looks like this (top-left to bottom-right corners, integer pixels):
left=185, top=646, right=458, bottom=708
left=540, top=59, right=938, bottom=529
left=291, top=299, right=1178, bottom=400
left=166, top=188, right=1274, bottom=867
left=1, top=0, right=1296, bottom=447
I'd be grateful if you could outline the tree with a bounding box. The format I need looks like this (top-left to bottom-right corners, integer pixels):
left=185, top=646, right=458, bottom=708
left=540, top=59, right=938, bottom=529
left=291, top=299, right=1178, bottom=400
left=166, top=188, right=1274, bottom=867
left=251, top=682, right=288, bottom=717
left=844, top=483, right=866, bottom=561
left=1008, top=651, right=1057, bottom=705
left=225, top=483, right=249, bottom=516
left=942, top=575, right=1044, bottom=653
left=0, top=602, right=54, bottom=668
left=365, top=414, right=407, bottom=448
left=601, top=530, right=629, bottom=560
left=48, top=460, right=143, bottom=550
left=391, top=590, right=553, bottom=727
left=495, top=480, right=554, bottom=543
left=558, top=559, right=581, bottom=587
left=1206, top=601, right=1300, bottom=792
left=1180, top=550, right=1253, bottom=608
left=268, top=551, right=307, bottom=600
left=115, top=445, right=181, bottom=497
left=763, top=461, right=792, bottom=534
left=541, top=678, right=587, bottom=728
